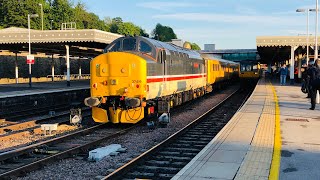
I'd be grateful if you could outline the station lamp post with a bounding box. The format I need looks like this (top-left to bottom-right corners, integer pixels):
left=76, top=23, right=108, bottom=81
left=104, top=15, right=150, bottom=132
left=296, top=8, right=314, bottom=65
left=39, top=3, right=43, bottom=30
left=28, top=14, right=39, bottom=88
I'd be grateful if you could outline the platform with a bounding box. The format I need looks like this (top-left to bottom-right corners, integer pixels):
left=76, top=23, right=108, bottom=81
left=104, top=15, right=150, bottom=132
left=173, top=78, right=320, bottom=180
left=0, top=80, right=89, bottom=99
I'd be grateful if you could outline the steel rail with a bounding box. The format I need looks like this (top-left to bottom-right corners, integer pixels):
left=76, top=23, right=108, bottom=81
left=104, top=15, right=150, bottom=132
left=103, top=88, right=242, bottom=180
left=0, top=122, right=140, bottom=179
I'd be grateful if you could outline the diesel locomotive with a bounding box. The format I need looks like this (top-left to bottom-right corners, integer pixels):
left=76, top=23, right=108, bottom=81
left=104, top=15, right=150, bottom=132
left=84, top=36, right=239, bottom=124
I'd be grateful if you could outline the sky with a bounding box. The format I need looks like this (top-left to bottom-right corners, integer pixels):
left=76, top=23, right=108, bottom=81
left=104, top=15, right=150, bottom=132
left=74, top=0, right=317, bottom=49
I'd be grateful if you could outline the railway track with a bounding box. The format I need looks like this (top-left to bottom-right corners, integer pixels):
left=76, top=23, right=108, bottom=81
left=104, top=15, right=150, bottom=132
left=0, top=107, right=91, bottom=136
left=0, top=104, right=73, bottom=122
left=103, top=87, right=253, bottom=180
left=0, top=110, right=92, bottom=153
left=0, top=122, right=139, bottom=179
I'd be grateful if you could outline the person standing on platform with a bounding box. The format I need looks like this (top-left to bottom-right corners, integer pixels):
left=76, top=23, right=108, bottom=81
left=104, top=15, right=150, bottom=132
left=279, top=64, right=288, bottom=85
left=308, top=59, right=320, bottom=110
left=305, top=62, right=314, bottom=98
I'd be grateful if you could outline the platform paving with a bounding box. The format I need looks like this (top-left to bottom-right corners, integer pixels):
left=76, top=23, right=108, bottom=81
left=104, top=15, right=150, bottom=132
left=172, top=78, right=320, bottom=180
left=0, top=80, right=89, bottom=98
left=275, top=83, right=320, bottom=180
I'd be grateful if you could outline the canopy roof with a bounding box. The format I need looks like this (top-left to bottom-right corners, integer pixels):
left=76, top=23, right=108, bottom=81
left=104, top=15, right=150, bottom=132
left=0, top=27, right=122, bottom=58
left=257, top=36, right=318, bottom=47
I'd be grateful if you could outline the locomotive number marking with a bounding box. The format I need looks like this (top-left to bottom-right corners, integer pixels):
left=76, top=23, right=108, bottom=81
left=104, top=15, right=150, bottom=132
left=132, top=80, right=142, bottom=83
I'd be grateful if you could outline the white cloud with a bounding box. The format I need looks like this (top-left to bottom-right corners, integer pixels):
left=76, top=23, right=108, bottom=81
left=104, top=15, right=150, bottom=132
left=137, top=2, right=212, bottom=11
left=153, top=13, right=303, bottom=26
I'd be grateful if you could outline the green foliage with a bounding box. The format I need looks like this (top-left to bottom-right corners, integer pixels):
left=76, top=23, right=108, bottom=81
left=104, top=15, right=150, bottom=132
left=152, top=23, right=177, bottom=42
left=0, top=0, right=149, bottom=36
left=106, top=17, right=149, bottom=37
left=51, top=0, right=73, bottom=29
left=0, top=0, right=45, bottom=29
left=118, top=22, right=140, bottom=36
left=184, top=41, right=201, bottom=50
left=109, top=17, right=123, bottom=33
left=191, top=43, right=201, bottom=50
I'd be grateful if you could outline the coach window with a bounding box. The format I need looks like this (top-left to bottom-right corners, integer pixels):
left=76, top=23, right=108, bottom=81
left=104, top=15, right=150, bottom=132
left=123, top=38, right=136, bottom=51
left=253, top=64, right=258, bottom=70
left=246, top=65, right=252, bottom=71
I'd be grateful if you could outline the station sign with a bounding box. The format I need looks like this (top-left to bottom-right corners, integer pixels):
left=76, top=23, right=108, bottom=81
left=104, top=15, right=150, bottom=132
left=27, top=55, right=35, bottom=64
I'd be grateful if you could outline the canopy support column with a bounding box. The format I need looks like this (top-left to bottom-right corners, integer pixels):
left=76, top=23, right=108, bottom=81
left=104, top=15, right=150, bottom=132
left=51, top=54, right=54, bottom=82
left=66, top=45, right=70, bottom=87
left=79, top=58, right=82, bottom=79
left=15, top=53, right=19, bottom=84
left=290, top=46, right=298, bottom=85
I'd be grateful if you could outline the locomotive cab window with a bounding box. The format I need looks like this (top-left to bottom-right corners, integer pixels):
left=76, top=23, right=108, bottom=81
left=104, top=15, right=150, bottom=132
left=106, top=40, right=121, bottom=52
left=123, top=38, right=136, bottom=51
left=139, top=41, right=152, bottom=55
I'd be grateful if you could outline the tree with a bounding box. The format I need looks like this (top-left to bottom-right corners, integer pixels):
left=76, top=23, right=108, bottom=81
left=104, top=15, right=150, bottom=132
left=0, top=0, right=146, bottom=34
left=109, top=17, right=123, bottom=33
left=117, top=22, right=141, bottom=36
left=191, top=43, right=201, bottom=50
left=103, top=16, right=112, bottom=31
left=0, top=0, right=46, bottom=29
left=72, top=2, right=87, bottom=29
left=51, top=0, right=73, bottom=30
left=151, top=23, right=177, bottom=42
left=139, top=28, right=149, bottom=37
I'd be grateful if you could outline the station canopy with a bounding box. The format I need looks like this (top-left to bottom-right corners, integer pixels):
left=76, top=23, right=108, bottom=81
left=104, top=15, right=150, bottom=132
left=0, top=27, right=122, bottom=58
left=256, top=36, right=318, bottom=64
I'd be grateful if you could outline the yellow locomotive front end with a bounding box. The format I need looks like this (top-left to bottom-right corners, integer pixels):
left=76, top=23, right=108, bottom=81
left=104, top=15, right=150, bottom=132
left=84, top=52, right=147, bottom=124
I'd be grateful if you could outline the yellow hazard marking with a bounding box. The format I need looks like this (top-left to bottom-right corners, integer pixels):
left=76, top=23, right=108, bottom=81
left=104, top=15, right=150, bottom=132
left=269, top=83, right=281, bottom=180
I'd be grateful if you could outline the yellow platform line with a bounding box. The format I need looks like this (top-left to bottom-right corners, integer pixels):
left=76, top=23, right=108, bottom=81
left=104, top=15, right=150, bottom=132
left=269, top=83, right=281, bottom=180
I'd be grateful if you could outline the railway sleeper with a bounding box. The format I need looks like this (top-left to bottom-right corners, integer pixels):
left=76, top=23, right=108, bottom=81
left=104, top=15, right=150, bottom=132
left=136, top=165, right=180, bottom=173
left=158, top=151, right=198, bottom=157
left=198, top=124, right=220, bottom=128
left=125, top=172, right=155, bottom=179
left=176, top=140, right=209, bottom=145
left=145, top=160, right=186, bottom=168
left=153, top=155, right=193, bottom=162
left=193, top=126, right=220, bottom=130
left=182, top=134, right=213, bottom=139
left=126, top=171, right=174, bottom=180
left=179, top=136, right=212, bottom=141
left=186, top=131, right=218, bottom=136
left=165, top=145, right=203, bottom=150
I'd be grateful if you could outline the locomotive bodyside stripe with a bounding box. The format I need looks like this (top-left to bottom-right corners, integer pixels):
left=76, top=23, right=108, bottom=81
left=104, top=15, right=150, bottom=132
left=147, top=74, right=207, bottom=83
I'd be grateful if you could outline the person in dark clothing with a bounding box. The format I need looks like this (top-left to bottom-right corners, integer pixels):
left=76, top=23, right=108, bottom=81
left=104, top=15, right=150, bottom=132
left=307, top=59, right=320, bottom=110
left=302, top=63, right=313, bottom=98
